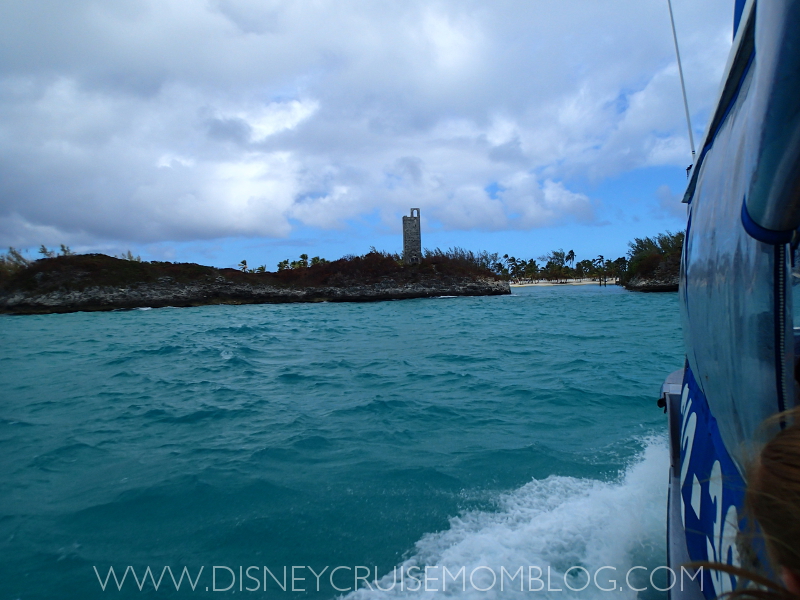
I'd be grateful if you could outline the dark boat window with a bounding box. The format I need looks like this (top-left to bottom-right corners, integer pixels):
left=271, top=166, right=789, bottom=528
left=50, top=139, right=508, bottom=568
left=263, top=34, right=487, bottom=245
left=793, top=248, right=800, bottom=331
left=792, top=248, right=800, bottom=401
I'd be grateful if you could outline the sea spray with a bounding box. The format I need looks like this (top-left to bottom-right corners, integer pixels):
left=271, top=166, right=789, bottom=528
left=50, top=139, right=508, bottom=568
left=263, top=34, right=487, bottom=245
left=348, top=438, right=669, bottom=600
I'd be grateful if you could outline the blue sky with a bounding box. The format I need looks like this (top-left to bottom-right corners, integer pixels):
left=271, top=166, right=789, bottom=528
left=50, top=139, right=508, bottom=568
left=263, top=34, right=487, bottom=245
left=0, top=0, right=731, bottom=269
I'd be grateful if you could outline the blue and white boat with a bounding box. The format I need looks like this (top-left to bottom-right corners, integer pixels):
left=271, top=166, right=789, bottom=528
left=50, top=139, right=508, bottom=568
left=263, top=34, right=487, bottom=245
left=662, top=0, right=800, bottom=597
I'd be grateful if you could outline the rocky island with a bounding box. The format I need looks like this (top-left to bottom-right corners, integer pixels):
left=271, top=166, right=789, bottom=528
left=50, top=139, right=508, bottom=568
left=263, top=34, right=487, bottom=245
left=622, top=271, right=680, bottom=292
left=0, top=251, right=509, bottom=315
left=619, top=231, right=682, bottom=292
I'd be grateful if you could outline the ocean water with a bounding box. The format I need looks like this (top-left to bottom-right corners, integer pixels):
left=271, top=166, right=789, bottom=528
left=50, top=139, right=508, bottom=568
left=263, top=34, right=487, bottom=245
left=0, top=285, right=684, bottom=600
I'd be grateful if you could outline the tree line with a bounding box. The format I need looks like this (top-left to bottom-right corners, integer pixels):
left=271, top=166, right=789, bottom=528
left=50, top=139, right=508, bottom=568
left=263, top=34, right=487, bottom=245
left=250, top=245, right=632, bottom=285
left=493, top=249, right=627, bottom=285
left=239, top=254, right=330, bottom=273
left=624, top=231, right=684, bottom=283
left=1, top=231, right=684, bottom=286
left=495, top=231, right=684, bottom=285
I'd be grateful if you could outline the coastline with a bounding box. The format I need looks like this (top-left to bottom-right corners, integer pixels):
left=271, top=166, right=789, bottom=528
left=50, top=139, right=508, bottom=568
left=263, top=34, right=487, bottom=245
left=512, top=277, right=679, bottom=292
left=511, top=280, right=615, bottom=288
left=0, top=278, right=511, bottom=315
left=0, top=253, right=510, bottom=315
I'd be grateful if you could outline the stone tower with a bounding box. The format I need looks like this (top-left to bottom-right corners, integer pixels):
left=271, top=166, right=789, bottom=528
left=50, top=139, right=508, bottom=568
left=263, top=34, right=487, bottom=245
left=402, top=208, right=421, bottom=265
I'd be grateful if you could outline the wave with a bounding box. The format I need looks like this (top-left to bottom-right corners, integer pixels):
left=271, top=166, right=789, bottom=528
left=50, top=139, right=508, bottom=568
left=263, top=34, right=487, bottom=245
left=346, top=438, right=668, bottom=599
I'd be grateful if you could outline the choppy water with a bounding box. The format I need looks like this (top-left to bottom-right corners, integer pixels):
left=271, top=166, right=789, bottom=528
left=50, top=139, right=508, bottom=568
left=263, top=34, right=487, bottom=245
left=0, top=285, right=683, bottom=599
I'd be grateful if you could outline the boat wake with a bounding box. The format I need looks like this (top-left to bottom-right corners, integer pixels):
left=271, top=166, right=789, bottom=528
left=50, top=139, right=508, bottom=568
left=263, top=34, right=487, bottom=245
left=347, top=438, right=668, bottom=599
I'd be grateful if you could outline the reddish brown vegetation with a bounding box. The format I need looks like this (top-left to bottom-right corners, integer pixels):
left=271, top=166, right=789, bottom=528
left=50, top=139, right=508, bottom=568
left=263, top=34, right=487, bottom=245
left=0, top=251, right=499, bottom=295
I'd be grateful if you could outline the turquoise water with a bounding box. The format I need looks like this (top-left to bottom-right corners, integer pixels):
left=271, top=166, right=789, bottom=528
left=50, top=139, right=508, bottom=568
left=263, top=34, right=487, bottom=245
left=0, top=285, right=683, bottom=599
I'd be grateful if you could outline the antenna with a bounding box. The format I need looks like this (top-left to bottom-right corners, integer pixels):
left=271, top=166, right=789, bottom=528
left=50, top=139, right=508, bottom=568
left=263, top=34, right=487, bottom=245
left=667, top=0, right=696, bottom=162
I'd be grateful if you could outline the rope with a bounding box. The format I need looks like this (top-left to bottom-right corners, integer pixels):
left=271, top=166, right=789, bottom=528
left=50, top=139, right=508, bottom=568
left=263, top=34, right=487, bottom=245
left=667, top=0, right=696, bottom=162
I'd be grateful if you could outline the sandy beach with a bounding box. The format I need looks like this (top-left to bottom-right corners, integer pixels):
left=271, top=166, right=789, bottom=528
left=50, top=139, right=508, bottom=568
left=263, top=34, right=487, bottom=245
left=511, top=280, right=617, bottom=288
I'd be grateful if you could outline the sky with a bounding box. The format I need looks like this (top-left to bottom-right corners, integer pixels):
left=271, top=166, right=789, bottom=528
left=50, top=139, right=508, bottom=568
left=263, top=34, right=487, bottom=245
left=0, top=0, right=734, bottom=269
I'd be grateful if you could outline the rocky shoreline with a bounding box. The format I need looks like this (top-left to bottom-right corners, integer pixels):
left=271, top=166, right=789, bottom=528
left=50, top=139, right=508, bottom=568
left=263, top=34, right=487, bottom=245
left=0, top=276, right=510, bottom=315
left=622, top=274, right=679, bottom=292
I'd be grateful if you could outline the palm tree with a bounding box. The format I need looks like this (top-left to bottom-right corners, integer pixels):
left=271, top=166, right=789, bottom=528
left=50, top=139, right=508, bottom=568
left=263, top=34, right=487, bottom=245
left=525, top=259, right=539, bottom=283
left=593, top=255, right=605, bottom=286
left=507, top=256, right=526, bottom=281
left=238, top=259, right=248, bottom=272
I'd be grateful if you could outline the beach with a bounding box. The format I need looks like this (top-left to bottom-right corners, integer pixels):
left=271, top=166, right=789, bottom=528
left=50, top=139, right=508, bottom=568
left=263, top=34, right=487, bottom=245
left=511, top=279, right=617, bottom=288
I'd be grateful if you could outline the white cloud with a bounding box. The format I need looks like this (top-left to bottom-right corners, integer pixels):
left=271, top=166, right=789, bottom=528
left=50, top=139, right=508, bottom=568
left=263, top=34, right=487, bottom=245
left=499, top=175, right=595, bottom=230
left=157, top=154, right=195, bottom=168
left=0, top=0, right=732, bottom=247
left=655, top=184, right=688, bottom=220
left=420, top=9, right=482, bottom=73
left=221, top=99, right=319, bottom=143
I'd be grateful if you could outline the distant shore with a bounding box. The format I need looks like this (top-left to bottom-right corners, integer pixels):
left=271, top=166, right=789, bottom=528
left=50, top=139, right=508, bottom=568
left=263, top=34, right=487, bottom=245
left=511, top=280, right=617, bottom=288
left=512, top=278, right=678, bottom=292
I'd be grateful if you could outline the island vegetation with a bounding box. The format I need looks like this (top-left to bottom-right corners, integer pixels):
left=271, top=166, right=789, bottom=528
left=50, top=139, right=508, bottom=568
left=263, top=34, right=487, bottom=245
left=0, top=230, right=683, bottom=314
left=620, top=231, right=683, bottom=290
left=0, top=246, right=508, bottom=314
left=446, top=230, right=682, bottom=290
left=0, top=246, right=500, bottom=288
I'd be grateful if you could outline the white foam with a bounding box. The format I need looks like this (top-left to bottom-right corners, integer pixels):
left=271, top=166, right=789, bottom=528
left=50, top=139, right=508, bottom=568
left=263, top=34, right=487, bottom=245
left=347, top=438, right=668, bottom=599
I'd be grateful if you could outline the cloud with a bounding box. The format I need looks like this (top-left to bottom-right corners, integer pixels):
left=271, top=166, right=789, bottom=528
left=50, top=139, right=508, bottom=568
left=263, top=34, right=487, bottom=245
left=654, top=184, right=688, bottom=220
left=219, top=99, right=319, bottom=143
left=0, top=0, right=732, bottom=247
